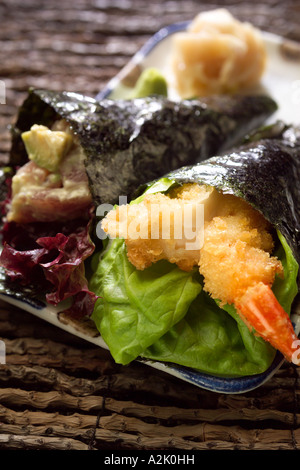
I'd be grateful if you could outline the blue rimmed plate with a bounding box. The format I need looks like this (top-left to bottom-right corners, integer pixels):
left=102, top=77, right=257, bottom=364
left=1, top=287, right=300, bottom=394
left=1, top=20, right=300, bottom=393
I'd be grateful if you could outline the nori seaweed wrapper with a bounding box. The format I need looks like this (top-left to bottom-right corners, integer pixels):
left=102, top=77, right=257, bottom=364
left=136, top=126, right=300, bottom=267
left=9, top=88, right=277, bottom=206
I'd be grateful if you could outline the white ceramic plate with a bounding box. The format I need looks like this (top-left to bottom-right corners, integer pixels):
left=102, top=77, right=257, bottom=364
left=1, top=21, right=300, bottom=394
left=96, top=22, right=300, bottom=126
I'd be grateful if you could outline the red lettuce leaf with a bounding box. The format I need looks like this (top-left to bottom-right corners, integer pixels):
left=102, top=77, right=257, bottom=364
left=0, top=211, right=99, bottom=318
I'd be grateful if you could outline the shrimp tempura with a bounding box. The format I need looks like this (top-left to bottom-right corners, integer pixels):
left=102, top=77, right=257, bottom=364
left=199, top=214, right=283, bottom=306
left=102, top=183, right=278, bottom=281
left=102, top=183, right=300, bottom=362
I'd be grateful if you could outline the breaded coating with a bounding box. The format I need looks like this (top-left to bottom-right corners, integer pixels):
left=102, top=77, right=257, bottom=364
left=102, top=183, right=282, bottom=299
left=199, top=214, right=283, bottom=305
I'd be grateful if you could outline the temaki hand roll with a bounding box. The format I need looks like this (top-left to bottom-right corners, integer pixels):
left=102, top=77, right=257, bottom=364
left=10, top=88, right=278, bottom=207
left=0, top=88, right=277, bottom=319
left=92, top=126, right=300, bottom=376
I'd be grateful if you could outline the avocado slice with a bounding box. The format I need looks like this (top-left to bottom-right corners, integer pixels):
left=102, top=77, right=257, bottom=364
left=21, top=124, right=73, bottom=172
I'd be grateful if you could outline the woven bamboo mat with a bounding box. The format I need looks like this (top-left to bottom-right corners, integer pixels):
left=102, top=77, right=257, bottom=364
left=0, top=0, right=300, bottom=452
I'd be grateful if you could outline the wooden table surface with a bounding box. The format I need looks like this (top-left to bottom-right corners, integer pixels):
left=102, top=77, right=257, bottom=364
left=0, top=0, right=300, bottom=452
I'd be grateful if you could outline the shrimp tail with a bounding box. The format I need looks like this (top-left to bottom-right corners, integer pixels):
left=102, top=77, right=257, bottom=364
left=235, top=282, right=299, bottom=363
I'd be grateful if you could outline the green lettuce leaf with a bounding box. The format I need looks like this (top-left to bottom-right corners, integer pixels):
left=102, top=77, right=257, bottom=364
left=90, top=238, right=202, bottom=365
left=142, top=229, right=298, bottom=376
left=142, top=291, right=276, bottom=377
left=272, top=230, right=299, bottom=315
left=90, top=227, right=298, bottom=376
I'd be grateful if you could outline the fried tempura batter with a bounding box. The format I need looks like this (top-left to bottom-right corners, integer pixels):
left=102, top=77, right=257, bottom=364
left=102, top=183, right=282, bottom=298
left=199, top=214, right=283, bottom=305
